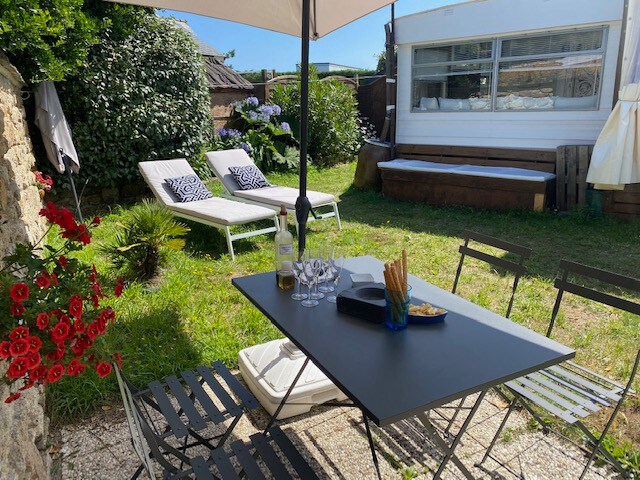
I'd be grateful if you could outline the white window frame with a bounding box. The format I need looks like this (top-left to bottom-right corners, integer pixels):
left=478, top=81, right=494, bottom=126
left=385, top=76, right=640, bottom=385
left=411, top=26, right=608, bottom=113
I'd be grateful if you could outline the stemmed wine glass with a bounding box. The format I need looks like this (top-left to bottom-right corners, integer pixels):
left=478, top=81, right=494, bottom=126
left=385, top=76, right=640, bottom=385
left=318, top=249, right=335, bottom=294
left=291, top=251, right=308, bottom=301
left=301, top=252, right=320, bottom=307
left=308, top=248, right=325, bottom=300
left=325, top=253, right=344, bottom=303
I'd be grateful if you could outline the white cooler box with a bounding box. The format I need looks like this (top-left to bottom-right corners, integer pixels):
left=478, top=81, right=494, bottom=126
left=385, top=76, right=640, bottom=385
left=238, top=338, right=347, bottom=420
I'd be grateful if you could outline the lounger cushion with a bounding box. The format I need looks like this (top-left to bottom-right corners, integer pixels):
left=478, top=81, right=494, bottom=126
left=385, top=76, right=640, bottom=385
left=234, top=186, right=334, bottom=209
left=229, top=165, right=271, bottom=190
left=138, top=158, right=275, bottom=226
left=165, top=174, right=213, bottom=202
left=205, top=149, right=255, bottom=193
left=168, top=198, right=275, bottom=226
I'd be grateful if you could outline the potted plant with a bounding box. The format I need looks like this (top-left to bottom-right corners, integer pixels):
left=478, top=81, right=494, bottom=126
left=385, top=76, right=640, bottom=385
left=32, top=171, right=53, bottom=198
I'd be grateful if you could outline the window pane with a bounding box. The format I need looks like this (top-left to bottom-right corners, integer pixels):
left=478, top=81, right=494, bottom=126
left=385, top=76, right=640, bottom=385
left=413, top=72, right=492, bottom=111
left=414, top=41, right=493, bottom=64
left=501, top=30, right=603, bottom=58
left=496, top=54, right=602, bottom=110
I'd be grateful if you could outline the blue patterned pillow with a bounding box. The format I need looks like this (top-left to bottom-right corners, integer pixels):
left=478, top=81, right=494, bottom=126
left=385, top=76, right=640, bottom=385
left=165, top=175, right=213, bottom=202
left=229, top=165, right=271, bottom=190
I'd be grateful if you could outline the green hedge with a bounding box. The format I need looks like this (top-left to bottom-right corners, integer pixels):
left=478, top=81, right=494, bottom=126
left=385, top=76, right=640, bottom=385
left=57, top=14, right=212, bottom=188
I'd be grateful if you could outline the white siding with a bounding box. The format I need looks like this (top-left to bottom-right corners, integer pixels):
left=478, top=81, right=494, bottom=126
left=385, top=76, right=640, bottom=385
left=394, top=0, right=623, bottom=150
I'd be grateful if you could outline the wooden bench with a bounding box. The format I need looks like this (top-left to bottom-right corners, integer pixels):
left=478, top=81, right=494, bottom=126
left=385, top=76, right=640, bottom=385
left=379, top=145, right=557, bottom=211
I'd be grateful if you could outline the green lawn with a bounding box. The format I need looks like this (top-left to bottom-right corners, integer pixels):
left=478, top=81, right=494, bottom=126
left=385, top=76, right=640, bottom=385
left=48, top=162, right=640, bottom=467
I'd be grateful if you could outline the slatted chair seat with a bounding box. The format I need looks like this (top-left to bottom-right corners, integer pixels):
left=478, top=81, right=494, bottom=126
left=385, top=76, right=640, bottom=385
left=480, top=260, right=640, bottom=479
left=116, top=361, right=263, bottom=479
left=170, top=427, right=319, bottom=480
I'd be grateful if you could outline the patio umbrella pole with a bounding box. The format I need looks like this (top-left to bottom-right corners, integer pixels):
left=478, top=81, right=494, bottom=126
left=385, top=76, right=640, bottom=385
left=61, top=150, right=84, bottom=223
left=295, top=0, right=312, bottom=258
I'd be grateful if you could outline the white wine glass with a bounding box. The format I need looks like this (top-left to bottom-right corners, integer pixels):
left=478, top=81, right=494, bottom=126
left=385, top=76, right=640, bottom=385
left=326, top=253, right=345, bottom=303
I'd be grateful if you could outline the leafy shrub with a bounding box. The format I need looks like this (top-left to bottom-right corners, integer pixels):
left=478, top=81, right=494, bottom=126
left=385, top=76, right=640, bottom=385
left=269, top=70, right=371, bottom=163
left=209, top=97, right=300, bottom=172
left=0, top=0, right=144, bottom=84
left=57, top=14, right=212, bottom=188
left=100, top=200, right=190, bottom=281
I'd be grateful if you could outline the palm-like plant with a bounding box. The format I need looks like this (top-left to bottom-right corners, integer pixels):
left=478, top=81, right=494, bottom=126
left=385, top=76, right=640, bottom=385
left=101, top=200, right=190, bottom=280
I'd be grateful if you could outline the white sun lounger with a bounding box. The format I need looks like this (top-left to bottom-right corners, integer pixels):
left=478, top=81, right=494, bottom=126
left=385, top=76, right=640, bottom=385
left=138, top=159, right=278, bottom=260
left=204, top=149, right=341, bottom=231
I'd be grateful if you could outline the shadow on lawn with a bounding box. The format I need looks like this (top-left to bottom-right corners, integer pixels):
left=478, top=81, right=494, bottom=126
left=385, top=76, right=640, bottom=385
left=338, top=185, right=640, bottom=284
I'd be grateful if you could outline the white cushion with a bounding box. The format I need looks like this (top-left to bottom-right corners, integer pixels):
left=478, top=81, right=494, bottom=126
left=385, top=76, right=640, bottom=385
left=553, top=95, right=597, bottom=110
left=205, top=149, right=255, bottom=193
left=168, top=198, right=275, bottom=226
left=234, top=186, right=334, bottom=209
left=439, top=98, right=471, bottom=111
left=469, top=98, right=491, bottom=110
left=138, top=158, right=193, bottom=206
left=138, top=158, right=275, bottom=226
left=419, top=97, right=439, bottom=110
left=378, top=159, right=466, bottom=173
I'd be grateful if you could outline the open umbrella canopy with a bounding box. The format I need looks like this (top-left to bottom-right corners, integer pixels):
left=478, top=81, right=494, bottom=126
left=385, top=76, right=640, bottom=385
left=104, top=0, right=395, bottom=38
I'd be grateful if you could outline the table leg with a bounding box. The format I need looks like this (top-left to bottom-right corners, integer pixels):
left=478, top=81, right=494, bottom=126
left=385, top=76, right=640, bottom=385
left=263, top=357, right=309, bottom=434
left=417, top=390, right=487, bottom=480
left=362, top=411, right=383, bottom=480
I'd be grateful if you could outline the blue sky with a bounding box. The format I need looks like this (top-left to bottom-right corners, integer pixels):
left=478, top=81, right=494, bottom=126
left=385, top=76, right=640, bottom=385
left=158, top=0, right=458, bottom=72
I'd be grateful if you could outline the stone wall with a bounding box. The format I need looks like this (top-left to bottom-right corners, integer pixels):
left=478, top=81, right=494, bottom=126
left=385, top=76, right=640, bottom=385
left=210, top=89, right=251, bottom=130
left=0, top=51, right=50, bottom=479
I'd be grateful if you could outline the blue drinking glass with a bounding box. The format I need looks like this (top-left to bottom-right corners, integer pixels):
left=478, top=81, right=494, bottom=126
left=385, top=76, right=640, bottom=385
left=384, top=285, right=412, bottom=331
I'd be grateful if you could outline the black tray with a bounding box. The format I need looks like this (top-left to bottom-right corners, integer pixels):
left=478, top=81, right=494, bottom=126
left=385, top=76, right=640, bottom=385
left=336, top=283, right=386, bottom=324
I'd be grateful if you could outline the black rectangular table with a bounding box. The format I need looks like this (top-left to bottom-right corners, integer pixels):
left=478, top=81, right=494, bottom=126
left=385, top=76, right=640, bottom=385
left=233, top=255, right=575, bottom=478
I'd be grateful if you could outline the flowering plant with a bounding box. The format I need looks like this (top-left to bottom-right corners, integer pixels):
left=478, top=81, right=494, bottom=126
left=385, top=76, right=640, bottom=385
left=0, top=202, right=123, bottom=403
left=33, top=171, right=53, bottom=192
left=211, top=96, right=300, bottom=172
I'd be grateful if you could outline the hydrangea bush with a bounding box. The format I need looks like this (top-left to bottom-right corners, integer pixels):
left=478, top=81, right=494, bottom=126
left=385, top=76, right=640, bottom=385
left=0, top=202, right=122, bottom=403
left=210, top=97, right=300, bottom=172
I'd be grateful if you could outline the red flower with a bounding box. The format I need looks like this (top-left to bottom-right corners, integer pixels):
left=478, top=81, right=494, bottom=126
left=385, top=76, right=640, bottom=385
left=95, top=362, right=112, bottom=378
left=50, top=272, right=59, bottom=286
left=11, top=303, right=25, bottom=317
left=86, top=322, right=100, bottom=340
left=27, top=336, right=42, bottom=352
left=92, top=216, right=101, bottom=226
left=6, top=358, right=29, bottom=378
left=30, top=366, right=47, bottom=380
left=50, top=321, right=70, bottom=343
left=9, top=283, right=29, bottom=302
left=36, top=313, right=50, bottom=330
left=90, top=295, right=99, bottom=308
left=9, top=339, right=29, bottom=357
left=112, top=353, right=123, bottom=369
left=9, top=326, right=29, bottom=341
left=100, top=307, right=115, bottom=323
left=46, top=343, right=65, bottom=362
left=57, top=255, right=68, bottom=268
left=34, top=274, right=51, bottom=289
left=68, top=295, right=83, bottom=318
left=114, top=277, right=124, bottom=297
left=92, top=282, right=104, bottom=299
left=25, top=352, right=41, bottom=369
left=67, top=359, right=86, bottom=376
left=96, top=317, right=107, bottom=334
left=46, top=365, right=64, bottom=383
left=5, top=393, right=21, bottom=403
left=73, top=319, right=85, bottom=334
left=0, top=342, right=11, bottom=359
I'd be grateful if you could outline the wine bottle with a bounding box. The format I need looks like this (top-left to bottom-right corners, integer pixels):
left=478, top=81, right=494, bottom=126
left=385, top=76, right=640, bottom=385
left=275, top=204, right=294, bottom=290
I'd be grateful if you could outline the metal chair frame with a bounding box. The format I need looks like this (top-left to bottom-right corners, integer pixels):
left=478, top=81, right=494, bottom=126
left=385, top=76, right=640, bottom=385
left=445, top=230, right=532, bottom=436
left=452, top=230, right=532, bottom=319
left=115, top=361, right=259, bottom=479
left=480, top=260, right=640, bottom=479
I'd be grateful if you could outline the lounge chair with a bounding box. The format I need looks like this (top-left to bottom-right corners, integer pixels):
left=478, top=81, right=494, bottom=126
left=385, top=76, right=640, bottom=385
left=204, top=149, right=341, bottom=232
left=138, top=159, right=278, bottom=260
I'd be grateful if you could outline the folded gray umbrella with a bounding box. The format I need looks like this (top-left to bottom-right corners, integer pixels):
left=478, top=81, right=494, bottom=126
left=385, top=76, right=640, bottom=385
left=34, top=81, right=79, bottom=174
left=34, top=81, right=83, bottom=220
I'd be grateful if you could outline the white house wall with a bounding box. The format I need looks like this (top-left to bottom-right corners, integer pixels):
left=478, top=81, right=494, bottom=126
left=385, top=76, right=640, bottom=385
left=395, top=0, right=624, bottom=149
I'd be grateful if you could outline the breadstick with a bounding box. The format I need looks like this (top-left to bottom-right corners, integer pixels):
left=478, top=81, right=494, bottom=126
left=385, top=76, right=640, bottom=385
left=402, top=249, right=408, bottom=292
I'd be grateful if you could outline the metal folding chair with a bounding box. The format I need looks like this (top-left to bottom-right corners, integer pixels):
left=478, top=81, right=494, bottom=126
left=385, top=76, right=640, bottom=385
left=115, top=361, right=318, bottom=479
left=479, top=260, right=640, bottom=479
left=452, top=230, right=532, bottom=318
left=443, top=231, right=533, bottom=436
